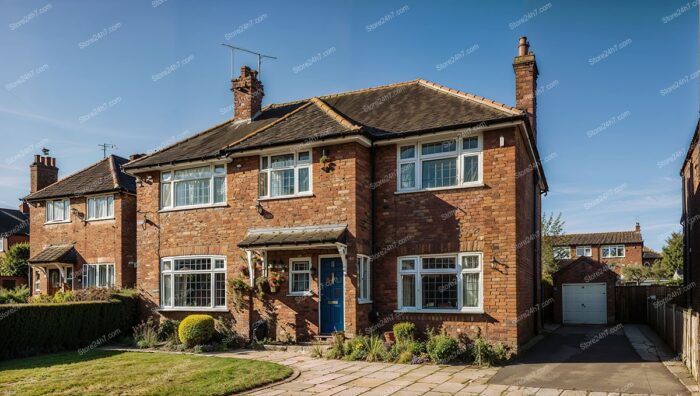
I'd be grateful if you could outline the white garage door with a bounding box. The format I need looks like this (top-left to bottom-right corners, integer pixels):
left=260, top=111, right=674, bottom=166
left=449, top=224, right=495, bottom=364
left=562, top=283, right=607, bottom=324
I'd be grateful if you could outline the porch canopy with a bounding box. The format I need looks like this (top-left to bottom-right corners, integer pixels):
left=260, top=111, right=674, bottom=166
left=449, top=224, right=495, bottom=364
left=238, top=224, right=348, bottom=286
left=28, top=244, right=76, bottom=265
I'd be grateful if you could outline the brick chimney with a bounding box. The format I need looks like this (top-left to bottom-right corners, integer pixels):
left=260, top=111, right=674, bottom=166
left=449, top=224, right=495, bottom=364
left=19, top=201, right=29, bottom=215
left=231, top=66, right=264, bottom=121
left=30, top=154, right=58, bottom=193
left=513, top=37, right=539, bottom=139
left=635, top=222, right=641, bottom=233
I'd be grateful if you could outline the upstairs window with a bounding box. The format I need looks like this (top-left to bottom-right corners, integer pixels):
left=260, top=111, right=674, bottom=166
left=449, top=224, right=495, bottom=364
left=160, top=164, right=226, bottom=209
left=397, top=134, right=482, bottom=192
left=87, top=195, right=114, bottom=220
left=259, top=151, right=312, bottom=199
left=602, top=245, right=625, bottom=258
left=553, top=247, right=571, bottom=259
left=575, top=246, right=592, bottom=257
left=46, top=199, right=70, bottom=223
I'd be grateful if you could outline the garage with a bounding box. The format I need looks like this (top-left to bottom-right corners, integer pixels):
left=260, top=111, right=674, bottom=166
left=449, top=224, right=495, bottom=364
left=562, top=283, right=607, bottom=324
left=552, top=257, right=618, bottom=325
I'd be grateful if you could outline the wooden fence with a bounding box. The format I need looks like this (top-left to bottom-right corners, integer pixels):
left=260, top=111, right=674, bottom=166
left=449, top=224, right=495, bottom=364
left=647, top=288, right=699, bottom=381
left=615, top=285, right=684, bottom=323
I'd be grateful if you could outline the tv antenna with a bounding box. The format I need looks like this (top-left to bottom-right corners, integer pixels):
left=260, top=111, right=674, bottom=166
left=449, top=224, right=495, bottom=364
left=220, top=44, right=277, bottom=78
left=98, top=143, right=117, bottom=158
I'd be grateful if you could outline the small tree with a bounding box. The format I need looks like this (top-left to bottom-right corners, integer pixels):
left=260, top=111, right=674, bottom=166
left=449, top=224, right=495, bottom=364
left=621, top=265, right=651, bottom=285
left=541, top=212, right=565, bottom=285
left=660, top=232, right=683, bottom=278
left=0, top=242, right=30, bottom=277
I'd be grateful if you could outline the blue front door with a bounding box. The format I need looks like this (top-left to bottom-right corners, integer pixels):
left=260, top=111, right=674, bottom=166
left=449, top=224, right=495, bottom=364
left=320, top=257, right=344, bottom=334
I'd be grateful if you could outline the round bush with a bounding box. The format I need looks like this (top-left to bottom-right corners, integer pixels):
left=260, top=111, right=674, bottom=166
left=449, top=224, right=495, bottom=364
left=178, top=314, right=215, bottom=347
left=427, top=335, right=459, bottom=364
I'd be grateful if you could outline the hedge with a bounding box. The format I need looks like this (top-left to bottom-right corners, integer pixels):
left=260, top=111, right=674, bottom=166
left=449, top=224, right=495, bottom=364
left=0, top=293, right=138, bottom=360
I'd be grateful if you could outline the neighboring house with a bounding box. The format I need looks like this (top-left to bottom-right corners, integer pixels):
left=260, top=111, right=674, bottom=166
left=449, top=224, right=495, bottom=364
left=642, top=247, right=662, bottom=267
left=552, top=224, right=644, bottom=273
left=23, top=154, right=137, bottom=295
left=0, top=207, right=30, bottom=289
left=682, top=119, right=700, bottom=309
left=123, top=37, right=547, bottom=350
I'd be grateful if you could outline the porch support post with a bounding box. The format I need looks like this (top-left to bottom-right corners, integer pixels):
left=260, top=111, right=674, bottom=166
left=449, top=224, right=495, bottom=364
left=336, top=243, right=348, bottom=275
left=245, top=250, right=255, bottom=287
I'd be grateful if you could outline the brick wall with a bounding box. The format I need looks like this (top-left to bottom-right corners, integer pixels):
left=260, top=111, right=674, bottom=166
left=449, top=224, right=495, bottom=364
left=683, top=135, right=700, bottom=309
left=561, top=243, right=643, bottom=273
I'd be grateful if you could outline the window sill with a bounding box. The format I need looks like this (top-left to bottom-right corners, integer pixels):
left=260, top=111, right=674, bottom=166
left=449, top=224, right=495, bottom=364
left=358, top=299, right=373, bottom=305
left=394, top=308, right=484, bottom=314
left=258, top=193, right=314, bottom=202
left=85, top=217, right=115, bottom=222
left=158, top=307, right=229, bottom=312
left=287, top=292, right=313, bottom=297
left=159, top=203, right=229, bottom=213
left=44, top=220, right=71, bottom=225
left=395, top=183, right=485, bottom=195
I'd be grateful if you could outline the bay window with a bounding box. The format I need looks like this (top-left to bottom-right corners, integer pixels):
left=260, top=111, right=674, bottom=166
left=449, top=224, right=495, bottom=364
left=160, top=164, right=226, bottom=209
left=397, top=134, right=482, bottom=192
left=160, top=256, right=226, bottom=309
left=46, top=198, right=70, bottom=223
left=87, top=195, right=114, bottom=220
left=358, top=255, right=371, bottom=303
left=397, top=253, right=483, bottom=313
left=602, top=245, right=625, bottom=258
left=83, top=263, right=115, bottom=288
left=259, top=151, right=312, bottom=199
left=289, top=258, right=312, bottom=295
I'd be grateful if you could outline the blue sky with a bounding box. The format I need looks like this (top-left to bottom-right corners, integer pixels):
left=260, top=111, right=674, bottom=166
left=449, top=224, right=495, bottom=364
left=0, top=0, right=697, bottom=250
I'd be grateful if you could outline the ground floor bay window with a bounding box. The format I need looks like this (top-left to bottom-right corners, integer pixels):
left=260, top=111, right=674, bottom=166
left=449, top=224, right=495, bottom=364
left=160, top=256, right=226, bottom=310
left=83, top=263, right=115, bottom=288
left=397, top=252, right=483, bottom=313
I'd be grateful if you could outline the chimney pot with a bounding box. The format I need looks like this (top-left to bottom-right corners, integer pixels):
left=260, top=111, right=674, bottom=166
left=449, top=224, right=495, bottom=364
left=518, top=37, right=529, bottom=56
left=129, top=153, right=146, bottom=161
left=33, top=155, right=40, bottom=164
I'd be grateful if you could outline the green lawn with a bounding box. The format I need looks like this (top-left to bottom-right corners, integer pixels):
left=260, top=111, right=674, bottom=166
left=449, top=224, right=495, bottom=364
left=0, top=350, right=293, bottom=396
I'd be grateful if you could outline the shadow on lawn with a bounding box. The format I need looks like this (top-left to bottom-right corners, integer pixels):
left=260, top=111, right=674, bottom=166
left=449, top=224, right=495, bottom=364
left=0, top=349, right=124, bottom=371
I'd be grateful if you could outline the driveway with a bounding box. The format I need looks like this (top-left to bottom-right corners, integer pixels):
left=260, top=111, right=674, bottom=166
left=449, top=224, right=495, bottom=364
left=489, top=325, right=689, bottom=395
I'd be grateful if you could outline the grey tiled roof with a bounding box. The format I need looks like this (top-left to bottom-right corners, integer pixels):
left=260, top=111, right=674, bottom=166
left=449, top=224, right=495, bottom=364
left=238, top=224, right=347, bottom=248
left=28, top=244, right=76, bottom=264
left=0, top=208, right=29, bottom=237
left=552, top=231, right=643, bottom=246
left=25, top=155, right=136, bottom=201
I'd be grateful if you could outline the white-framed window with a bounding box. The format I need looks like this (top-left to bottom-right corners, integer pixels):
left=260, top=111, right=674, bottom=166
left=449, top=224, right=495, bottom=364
left=45, top=198, right=70, bottom=223
left=575, top=246, right=592, bottom=257
left=602, top=245, right=625, bottom=258
left=0, top=238, right=4, bottom=252
left=160, top=164, right=226, bottom=210
left=358, top=255, right=371, bottom=303
left=553, top=247, right=571, bottom=259
left=259, top=151, right=312, bottom=199
left=87, top=195, right=114, bottom=220
left=34, top=272, right=40, bottom=292
left=289, top=258, right=312, bottom=295
left=160, top=256, right=226, bottom=309
left=65, top=267, right=73, bottom=288
left=83, top=264, right=115, bottom=288
left=397, top=134, right=483, bottom=192
left=397, top=252, right=483, bottom=313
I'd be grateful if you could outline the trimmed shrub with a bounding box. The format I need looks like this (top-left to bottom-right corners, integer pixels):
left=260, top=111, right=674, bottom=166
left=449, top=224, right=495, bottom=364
left=178, top=315, right=215, bottom=347
left=0, top=285, right=29, bottom=304
left=427, top=334, right=459, bottom=364
left=393, top=322, right=416, bottom=343
left=0, top=294, right=138, bottom=360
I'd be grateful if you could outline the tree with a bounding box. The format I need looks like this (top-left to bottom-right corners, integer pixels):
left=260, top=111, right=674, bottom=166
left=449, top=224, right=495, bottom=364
left=541, top=212, right=566, bottom=285
left=0, top=242, right=30, bottom=277
left=621, top=265, right=652, bottom=285
left=660, top=232, right=683, bottom=278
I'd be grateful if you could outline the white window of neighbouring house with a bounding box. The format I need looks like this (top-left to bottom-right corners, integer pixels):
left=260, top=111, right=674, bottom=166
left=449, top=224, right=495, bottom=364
left=289, top=258, right=312, bottom=295
left=576, top=246, right=592, bottom=257
left=87, top=195, right=114, bottom=220
left=45, top=198, right=70, bottom=223
left=160, top=256, right=226, bottom=309
left=358, top=255, right=371, bottom=303
left=602, top=245, right=625, bottom=258
left=397, top=253, right=483, bottom=313
left=396, top=134, right=482, bottom=192
left=160, top=164, right=226, bottom=210
left=83, top=264, right=115, bottom=288
left=259, top=151, right=312, bottom=199
left=553, top=247, right=571, bottom=259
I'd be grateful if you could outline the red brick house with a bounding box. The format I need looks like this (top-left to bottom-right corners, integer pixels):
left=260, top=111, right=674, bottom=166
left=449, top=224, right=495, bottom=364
left=23, top=154, right=137, bottom=295
left=0, top=207, right=30, bottom=289
left=124, top=37, right=548, bottom=350
left=552, top=224, right=645, bottom=274
left=682, top=119, right=700, bottom=309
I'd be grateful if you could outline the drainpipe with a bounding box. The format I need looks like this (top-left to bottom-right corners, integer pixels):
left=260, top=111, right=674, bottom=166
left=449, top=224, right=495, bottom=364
left=533, top=173, right=540, bottom=334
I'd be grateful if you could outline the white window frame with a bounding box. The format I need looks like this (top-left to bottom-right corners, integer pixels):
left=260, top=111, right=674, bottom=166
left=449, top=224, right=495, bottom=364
left=160, top=163, right=227, bottom=210
left=553, top=246, right=571, bottom=259
left=0, top=238, right=4, bottom=252
left=602, top=245, right=625, bottom=258
left=575, top=245, right=592, bottom=257
left=45, top=198, right=70, bottom=224
left=160, top=255, right=227, bottom=311
left=86, top=194, right=115, bottom=221
left=288, top=257, right=312, bottom=296
left=396, top=133, right=483, bottom=193
left=259, top=150, right=313, bottom=199
left=34, top=271, right=40, bottom=292
left=82, top=263, right=116, bottom=288
left=357, top=255, right=372, bottom=303
left=397, top=252, right=483, bottom=314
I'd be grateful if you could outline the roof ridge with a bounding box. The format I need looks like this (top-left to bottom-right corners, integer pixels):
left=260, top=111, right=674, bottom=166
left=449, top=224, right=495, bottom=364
left=107, top=155, right=120, bottom=189
left=309, top=97, right=361, bottom=130
left=224, top=101, right=315, bottom=150
left=26, top=156, right=111, bottom=200
left=0, top=208, right=26, bottom=223
left=125, top=118, right=235, bottom=169
left=563, top=230, right=639, bottom=236
left=417, top=79, right=522, bottom=115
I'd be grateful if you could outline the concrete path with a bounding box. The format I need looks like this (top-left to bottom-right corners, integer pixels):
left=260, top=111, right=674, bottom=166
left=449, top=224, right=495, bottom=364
left=489, top=325, right=690, bottom=395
